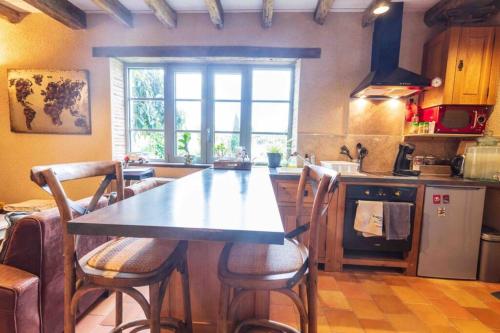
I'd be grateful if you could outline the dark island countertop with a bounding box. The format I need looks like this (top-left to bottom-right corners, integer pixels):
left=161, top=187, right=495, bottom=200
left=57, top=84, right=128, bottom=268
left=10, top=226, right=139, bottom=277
left=268, top=167, right=500, bottom=188
left=68, top=168, right=285, bottom=244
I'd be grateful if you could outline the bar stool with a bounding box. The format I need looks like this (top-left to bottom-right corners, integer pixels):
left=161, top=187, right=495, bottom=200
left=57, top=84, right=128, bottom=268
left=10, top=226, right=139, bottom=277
left=217, top=165, right=338, bottom=333
left=30, top=161, right=192, bottom=333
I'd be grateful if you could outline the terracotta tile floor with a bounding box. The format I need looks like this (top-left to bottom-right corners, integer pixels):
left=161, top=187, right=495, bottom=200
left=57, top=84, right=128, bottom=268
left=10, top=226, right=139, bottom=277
left=76, top=271, right=500, bottom=332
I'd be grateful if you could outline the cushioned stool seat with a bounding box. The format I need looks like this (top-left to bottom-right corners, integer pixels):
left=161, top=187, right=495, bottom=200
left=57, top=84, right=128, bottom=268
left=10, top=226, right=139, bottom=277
left=85, top=238, right=179, bottom=274
left=226, top=239, right=307, bottom=276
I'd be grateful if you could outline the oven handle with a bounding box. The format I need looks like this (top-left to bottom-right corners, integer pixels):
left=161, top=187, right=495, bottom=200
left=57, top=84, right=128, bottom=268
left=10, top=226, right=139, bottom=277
left=473, top=110, right=478, bottom=128
left=355, top=200, right=414, bottom=206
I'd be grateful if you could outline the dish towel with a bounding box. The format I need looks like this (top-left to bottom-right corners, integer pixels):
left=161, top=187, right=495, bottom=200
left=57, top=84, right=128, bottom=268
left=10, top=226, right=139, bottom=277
left=383, top=202, right=412, bottom=240
left=354, top=201, right=383, bottom=237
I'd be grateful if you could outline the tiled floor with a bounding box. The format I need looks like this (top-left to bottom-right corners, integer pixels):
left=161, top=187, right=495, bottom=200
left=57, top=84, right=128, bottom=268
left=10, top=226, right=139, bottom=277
left=76, top=271, right=500, bottom=332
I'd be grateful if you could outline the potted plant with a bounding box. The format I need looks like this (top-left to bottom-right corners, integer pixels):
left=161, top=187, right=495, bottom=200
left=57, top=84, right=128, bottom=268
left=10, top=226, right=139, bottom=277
left=178, top=132, right=194, bottom=164
left=214, top=143, right=227, bottom=160
left=267, top=146, right=282, bottom=168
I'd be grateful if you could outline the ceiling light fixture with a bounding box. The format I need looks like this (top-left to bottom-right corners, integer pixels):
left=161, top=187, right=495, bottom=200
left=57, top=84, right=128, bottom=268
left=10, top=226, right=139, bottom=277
left=362, top=0, right=391, bottom=27
left=373, top=2, right=390, bottom=15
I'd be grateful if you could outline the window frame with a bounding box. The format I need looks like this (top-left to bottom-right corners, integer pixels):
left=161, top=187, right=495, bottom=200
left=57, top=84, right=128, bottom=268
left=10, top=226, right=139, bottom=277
left=124, top=62, right=295, bottom=164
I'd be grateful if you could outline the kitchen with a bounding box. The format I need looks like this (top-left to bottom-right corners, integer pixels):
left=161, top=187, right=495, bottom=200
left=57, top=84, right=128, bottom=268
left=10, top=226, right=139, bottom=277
left=0, top=0, right=500, bottom=332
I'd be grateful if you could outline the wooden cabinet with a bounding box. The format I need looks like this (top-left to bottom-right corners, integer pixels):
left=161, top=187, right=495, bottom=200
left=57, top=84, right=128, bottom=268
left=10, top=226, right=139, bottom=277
left=272, top=179, right=335, bottom=264
left=420, top=26, right=500, bottom=108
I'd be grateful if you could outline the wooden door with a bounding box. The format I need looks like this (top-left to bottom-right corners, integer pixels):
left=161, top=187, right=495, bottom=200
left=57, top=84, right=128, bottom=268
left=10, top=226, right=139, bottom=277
left=452, top=27, right=495, bottom=105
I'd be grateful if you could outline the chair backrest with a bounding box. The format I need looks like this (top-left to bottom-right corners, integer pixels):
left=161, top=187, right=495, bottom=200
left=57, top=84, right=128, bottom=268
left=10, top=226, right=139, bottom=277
left=295, top=165, right=339, bottom=263
left=30, top=161, right=124, bottom=226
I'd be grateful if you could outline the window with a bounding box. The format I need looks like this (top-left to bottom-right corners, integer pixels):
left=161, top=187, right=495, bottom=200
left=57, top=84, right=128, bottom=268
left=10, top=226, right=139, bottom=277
left=126, top=64, right=294, bottom=164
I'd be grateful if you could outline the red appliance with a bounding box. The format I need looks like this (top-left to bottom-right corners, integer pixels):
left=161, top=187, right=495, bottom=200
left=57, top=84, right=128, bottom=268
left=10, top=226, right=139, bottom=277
left=420, top=105, right=490, bottom=134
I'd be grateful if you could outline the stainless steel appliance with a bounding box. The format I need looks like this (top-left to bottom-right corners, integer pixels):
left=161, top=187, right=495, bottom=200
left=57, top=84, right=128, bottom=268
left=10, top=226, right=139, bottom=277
left=418, top=186, right=486, bottom=280
left=343, top=185, right=418, bottom=252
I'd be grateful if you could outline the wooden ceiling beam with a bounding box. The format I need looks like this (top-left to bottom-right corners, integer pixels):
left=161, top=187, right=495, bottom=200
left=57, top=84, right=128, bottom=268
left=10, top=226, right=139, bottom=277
left=92, top=0, right=133, bottom=27
left=145, top=0, right=177, bottom=28
left=424, top=0, right=497, bottom=27
left=0, top=3, right=28, bottom=23
left=262, top=0, right=274, bottom=28
left=22, top=0, right=86, bottom=29
left=204, top=0, right=223, bottom=29
left=314, top=0, right=335, bottom=25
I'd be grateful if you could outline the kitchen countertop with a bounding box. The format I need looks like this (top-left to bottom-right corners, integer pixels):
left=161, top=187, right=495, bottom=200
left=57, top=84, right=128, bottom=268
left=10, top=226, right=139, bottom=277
left=268, top=167, right=500, bottom=188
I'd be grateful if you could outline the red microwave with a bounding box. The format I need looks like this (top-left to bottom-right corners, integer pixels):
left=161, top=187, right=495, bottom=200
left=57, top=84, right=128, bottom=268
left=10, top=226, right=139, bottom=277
left=419, top=105, right=490, bottom=134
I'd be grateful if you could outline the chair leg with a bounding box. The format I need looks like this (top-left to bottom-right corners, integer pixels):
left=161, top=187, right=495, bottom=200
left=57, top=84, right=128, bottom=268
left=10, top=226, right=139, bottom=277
left=299, top=283, right=307, bottom=313
left=149, top=282, right=161, bottom=333
left=64, top=251, right=76, bottom=333
left=180, top=259, right=193, bottom=333
left=218, top=283, right=230, bottom=333
left=115, top=291, right=123, bottom=331
left=306, top=274, right=318, bottom=333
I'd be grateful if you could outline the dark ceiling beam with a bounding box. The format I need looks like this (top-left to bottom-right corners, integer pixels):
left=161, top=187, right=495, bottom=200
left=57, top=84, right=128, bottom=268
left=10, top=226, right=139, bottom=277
left=92, top=0, right=133, bottom=27
left=362, top=0, right=391, bottom=27
left=262, top=0, right=273, bottom=28
left=204, top=0, right=223, bottom=29
left=424, top=0, right=498, bottom=27
left=144, top=0, right=177, bottom=28
left=22, top=0, right=87, bottom=29
left=0, top=3, right=29, bottom=23
left=314, top=0, right=335, bottom=25
left=93, top=46, right=322, bottom=59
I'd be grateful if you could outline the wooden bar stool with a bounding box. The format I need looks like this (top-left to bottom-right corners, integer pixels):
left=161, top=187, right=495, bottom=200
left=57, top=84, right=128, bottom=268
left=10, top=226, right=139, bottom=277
left=30, top=161, right=192, bottom=333
left=217, top=165, right=339, bottom=333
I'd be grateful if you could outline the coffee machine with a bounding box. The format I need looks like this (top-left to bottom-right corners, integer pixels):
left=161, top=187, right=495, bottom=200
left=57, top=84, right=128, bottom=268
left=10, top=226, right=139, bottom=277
left=393, top=143, right=421, bottom=176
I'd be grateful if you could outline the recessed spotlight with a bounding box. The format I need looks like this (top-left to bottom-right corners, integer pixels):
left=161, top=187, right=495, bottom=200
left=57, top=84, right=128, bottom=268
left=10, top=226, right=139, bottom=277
left=373, top=4, right=390, bottom=15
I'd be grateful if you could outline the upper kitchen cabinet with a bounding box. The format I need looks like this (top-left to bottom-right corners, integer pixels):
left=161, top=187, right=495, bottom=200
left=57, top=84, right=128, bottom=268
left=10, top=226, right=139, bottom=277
left=420, top=26, right=500, bottom=108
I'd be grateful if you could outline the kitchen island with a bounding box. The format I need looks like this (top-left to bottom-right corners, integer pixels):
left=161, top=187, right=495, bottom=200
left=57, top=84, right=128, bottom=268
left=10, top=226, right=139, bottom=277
left=69, top=168, right=285, bottom=332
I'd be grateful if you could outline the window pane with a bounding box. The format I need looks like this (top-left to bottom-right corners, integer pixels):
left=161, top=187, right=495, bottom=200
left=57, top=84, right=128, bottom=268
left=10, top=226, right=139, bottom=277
left=176, top=101, right=201, bottom=131
left=176, top=131, right=201, bottom=158
left=214, top=133, right=240, bottom=159
left=130, top=131, right=165, bottom=159
left=251, top=134, right=288, bottom=163
left=252, top=69, right=291, bottom=101
left=252, top=102, right=290, bottom=133
left=214, top=73, right=241, bottom=100
left=129, top=68, right=164, bottom=98
left=175, top=72, right=202, bottom=99
left=215, top=102, right=241, bottom=132
left=130, top=100, right=164, bottom=130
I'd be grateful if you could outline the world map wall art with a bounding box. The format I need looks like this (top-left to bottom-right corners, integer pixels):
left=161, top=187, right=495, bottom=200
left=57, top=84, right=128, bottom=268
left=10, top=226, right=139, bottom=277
left=8, top=69, right=91, bottom=134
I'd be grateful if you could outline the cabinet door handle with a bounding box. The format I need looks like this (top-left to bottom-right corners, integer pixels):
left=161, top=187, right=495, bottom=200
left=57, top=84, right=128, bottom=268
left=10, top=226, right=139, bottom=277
left=458, top=60, right=464, bottom=71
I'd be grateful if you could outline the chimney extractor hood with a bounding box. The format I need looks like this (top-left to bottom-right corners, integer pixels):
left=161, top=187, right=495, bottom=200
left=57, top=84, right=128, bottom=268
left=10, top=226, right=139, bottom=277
left=351, top=2, right=430, bottom=99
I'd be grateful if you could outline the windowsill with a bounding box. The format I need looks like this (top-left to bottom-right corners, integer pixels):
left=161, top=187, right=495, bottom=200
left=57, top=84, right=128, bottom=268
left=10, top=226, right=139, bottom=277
left=129, top=161, right=212, bottom=169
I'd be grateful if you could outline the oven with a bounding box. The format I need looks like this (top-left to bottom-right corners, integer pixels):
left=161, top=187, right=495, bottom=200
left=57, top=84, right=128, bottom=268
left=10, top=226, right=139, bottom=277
left=419, top=105, right=490, bottom=134
left=343, top=185, right=417, bottom=252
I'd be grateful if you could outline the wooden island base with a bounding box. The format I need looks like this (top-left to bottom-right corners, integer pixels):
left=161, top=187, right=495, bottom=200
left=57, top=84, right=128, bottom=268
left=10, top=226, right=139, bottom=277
left=164, top=241, right=271, bottom=332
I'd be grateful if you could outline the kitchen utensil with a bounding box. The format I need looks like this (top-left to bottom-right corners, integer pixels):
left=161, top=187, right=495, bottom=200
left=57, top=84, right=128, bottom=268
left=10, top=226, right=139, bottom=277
left=356, top=143, right=362, bottom=159
left=424, top=155, right=437, bottom=165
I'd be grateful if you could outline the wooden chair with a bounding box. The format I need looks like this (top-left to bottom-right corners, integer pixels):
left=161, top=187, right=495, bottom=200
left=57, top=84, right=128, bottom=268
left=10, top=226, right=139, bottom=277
left=30, top=161, right=192, bottom=333
left=217, top=165, right=339, bottom=333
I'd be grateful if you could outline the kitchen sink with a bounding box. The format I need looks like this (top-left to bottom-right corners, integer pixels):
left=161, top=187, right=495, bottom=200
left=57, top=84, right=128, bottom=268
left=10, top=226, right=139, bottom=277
left=276, top=167, right=303, bottom=175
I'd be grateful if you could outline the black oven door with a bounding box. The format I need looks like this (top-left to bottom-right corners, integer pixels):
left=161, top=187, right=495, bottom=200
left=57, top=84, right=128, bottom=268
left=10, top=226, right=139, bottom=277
left=342, top=185, right=417, bottom=252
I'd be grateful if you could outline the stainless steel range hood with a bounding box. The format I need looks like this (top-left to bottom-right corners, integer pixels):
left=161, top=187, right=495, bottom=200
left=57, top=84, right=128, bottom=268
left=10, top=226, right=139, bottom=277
left=350, top=2, right=430, bottom=99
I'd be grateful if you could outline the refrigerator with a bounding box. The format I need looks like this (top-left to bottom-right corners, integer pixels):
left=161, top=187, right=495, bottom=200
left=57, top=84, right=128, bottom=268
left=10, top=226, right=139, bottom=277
left=418, top=186, right=486, bottom=280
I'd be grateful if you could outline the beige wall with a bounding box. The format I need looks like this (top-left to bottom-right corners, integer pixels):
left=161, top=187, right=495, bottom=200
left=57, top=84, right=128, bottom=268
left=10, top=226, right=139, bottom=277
left=0, top=11, right=435, bottom=203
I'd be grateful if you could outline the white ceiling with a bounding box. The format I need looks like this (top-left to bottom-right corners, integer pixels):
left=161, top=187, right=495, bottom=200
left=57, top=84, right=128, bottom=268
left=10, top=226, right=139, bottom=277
left=2, top=0, right=440, bottom=14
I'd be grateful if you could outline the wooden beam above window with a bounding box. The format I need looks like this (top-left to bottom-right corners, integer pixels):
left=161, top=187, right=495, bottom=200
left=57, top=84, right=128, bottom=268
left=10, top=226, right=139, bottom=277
left=262, top=0, right=274, bottom=28
left=92, top=46, right=321, bottom=59
left=314, top=0, right=335, bottom=25
left=145, top=0, right=177, bottom=28
left=23, top=0, right=86, bottom=29
left=92, top=0, right=133, bottom=27
left=204, top=0, right=224, bottom=29
left=0, top=3, right=28, bottom=23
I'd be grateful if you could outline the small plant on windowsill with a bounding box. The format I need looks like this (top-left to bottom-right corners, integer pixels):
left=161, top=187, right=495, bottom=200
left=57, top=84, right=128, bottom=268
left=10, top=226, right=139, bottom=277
left=178, top=132, right=194, bottom=165
left=214, top=143, right=227, bottom=160
left=267, top=145, right=283, bottom=168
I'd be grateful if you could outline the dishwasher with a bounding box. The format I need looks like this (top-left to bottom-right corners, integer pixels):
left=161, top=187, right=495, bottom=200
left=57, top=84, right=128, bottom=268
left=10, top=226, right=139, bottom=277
left=418, top=186, right=486, bottom=280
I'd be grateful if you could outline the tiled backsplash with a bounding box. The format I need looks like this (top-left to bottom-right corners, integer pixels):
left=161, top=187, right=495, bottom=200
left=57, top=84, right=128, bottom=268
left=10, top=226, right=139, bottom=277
left=297, top=99, right=465, bottom=173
